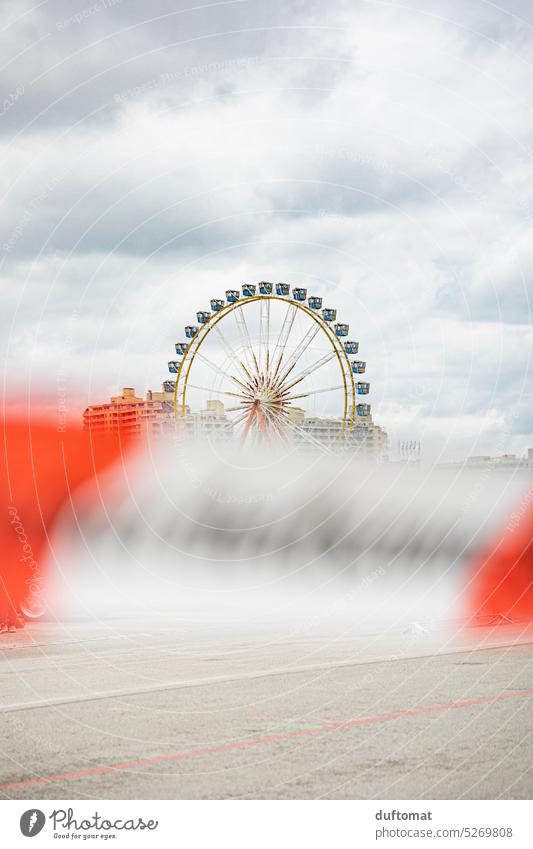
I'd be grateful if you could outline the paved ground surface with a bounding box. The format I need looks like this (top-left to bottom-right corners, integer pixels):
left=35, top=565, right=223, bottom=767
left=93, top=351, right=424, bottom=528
left=0, top=619, right=532, bottom=799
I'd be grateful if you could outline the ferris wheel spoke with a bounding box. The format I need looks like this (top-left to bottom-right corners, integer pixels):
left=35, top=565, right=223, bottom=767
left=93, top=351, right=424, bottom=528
left=260, top=405, right=291, bottom=445
left=255, top=403, right=288, bottom=445
left=224, top=402, right=252, bottom=413
left=282, top=350, right=337, bottom=393
left=187, top=383, right=248, bottom=401
left=274, top=324, right=321, bottom=386
left=233, top=307, right=260, bottom=379
left=226, top=409, right=251, bottom=429
left=240, top=404, right=260, bottom=445
left=271, top=410, right=293, bottom=444
left=193, top=350, right=251, bottom=393
left=212, top=324, right=256, bottom=385
left=270, top=302, right=298, bottom=382
left=282, top=384, right=345, bottom=402
left=258, top=297, right=271, bottom=376
left=213, top=409, right=251, bottom=440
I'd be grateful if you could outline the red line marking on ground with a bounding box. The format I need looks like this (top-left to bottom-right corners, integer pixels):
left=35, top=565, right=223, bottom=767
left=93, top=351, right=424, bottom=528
left=2, top=688, right=532, bottom=792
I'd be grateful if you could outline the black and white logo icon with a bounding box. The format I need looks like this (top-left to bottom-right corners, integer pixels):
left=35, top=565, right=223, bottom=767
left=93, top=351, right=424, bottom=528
left=20, top=810, right=46, bottom=837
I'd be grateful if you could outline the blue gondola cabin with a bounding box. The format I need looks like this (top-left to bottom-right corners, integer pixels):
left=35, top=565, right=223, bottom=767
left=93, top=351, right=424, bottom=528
left=168, top=361, right=179, bottom=374
left=163, top=380, right=175, bottom=393
left=226, top=290, right=240, bottom=303
left=242, top=284, right=256, bottom=297
left=345, top=340, right=359, bottom=354
left=275, top=283, right=290, bottom=296
left=357, top=382, right=370, bottom=394
left=322, top=308, right=336, bottom=322
left=185, top=325, right=198, bottom=338
left=356, top=403, right=371, bottom=417
left=211, top=298, right=225, bottom=312
left=175, top=342, right=188, bottom=355
left=308, top=296, right=322, bottom=310
left=334, top=323, right=349, bottom=337
left=292, top=288, right=307, bottom=301
left=259, top=281, right=273, bottom=294
left=352, top=360, right=366, bottom=374
left=197, top=311, right=211, bottom=324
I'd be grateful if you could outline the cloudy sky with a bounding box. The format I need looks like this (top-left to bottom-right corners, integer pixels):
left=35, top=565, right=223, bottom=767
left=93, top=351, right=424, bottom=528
left=2, top=0, right=533, bottom=462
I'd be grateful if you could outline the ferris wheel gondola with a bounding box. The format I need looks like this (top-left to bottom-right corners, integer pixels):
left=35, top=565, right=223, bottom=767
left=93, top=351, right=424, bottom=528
left=168, top=283, right=371, bottom=447
left=292, top=287, right=307, bottom=301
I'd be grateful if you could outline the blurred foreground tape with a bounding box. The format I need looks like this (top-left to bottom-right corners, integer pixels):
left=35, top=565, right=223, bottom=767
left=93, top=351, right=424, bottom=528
left=469, top=500, right=533, bottom=624
left=2, top=412, right=533, bottom=629
left=1, top=416, right=135, bottom=619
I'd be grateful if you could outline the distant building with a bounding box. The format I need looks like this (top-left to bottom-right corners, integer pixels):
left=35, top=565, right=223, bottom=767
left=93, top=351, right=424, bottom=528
left=299, top=416, right=388, bottom=458
left=284, top=408, right=388, bottom=458
left=464, top=453, right=529, bottom=472
left=438, top=451, right=532, bottom=473
left=84, top=388, right=234, bottom=442
left=83, top=386, right=175, bottom=438
left=182, top=399, right=233, bottom=441
left=83, top=389, right=388, bottom=456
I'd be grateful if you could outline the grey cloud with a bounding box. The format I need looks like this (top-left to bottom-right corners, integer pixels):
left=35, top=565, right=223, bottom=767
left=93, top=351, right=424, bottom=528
left=0, top=0, right=337, bottom=133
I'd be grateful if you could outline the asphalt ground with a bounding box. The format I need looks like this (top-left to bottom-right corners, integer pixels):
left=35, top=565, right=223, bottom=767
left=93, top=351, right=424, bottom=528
left=0, top=620, right=532, bottom=799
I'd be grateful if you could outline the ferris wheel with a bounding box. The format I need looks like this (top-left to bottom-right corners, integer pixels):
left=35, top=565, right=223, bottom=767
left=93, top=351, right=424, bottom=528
left=167, top=282, right=371, bottom=448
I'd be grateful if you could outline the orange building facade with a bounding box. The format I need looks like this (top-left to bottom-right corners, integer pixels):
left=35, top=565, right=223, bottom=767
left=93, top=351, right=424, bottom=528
left=83, top=386, right=175, bottom=438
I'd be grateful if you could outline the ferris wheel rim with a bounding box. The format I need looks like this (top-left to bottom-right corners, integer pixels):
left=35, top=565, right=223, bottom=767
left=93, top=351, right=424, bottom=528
left=173, top=293, right=359, bottom=439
